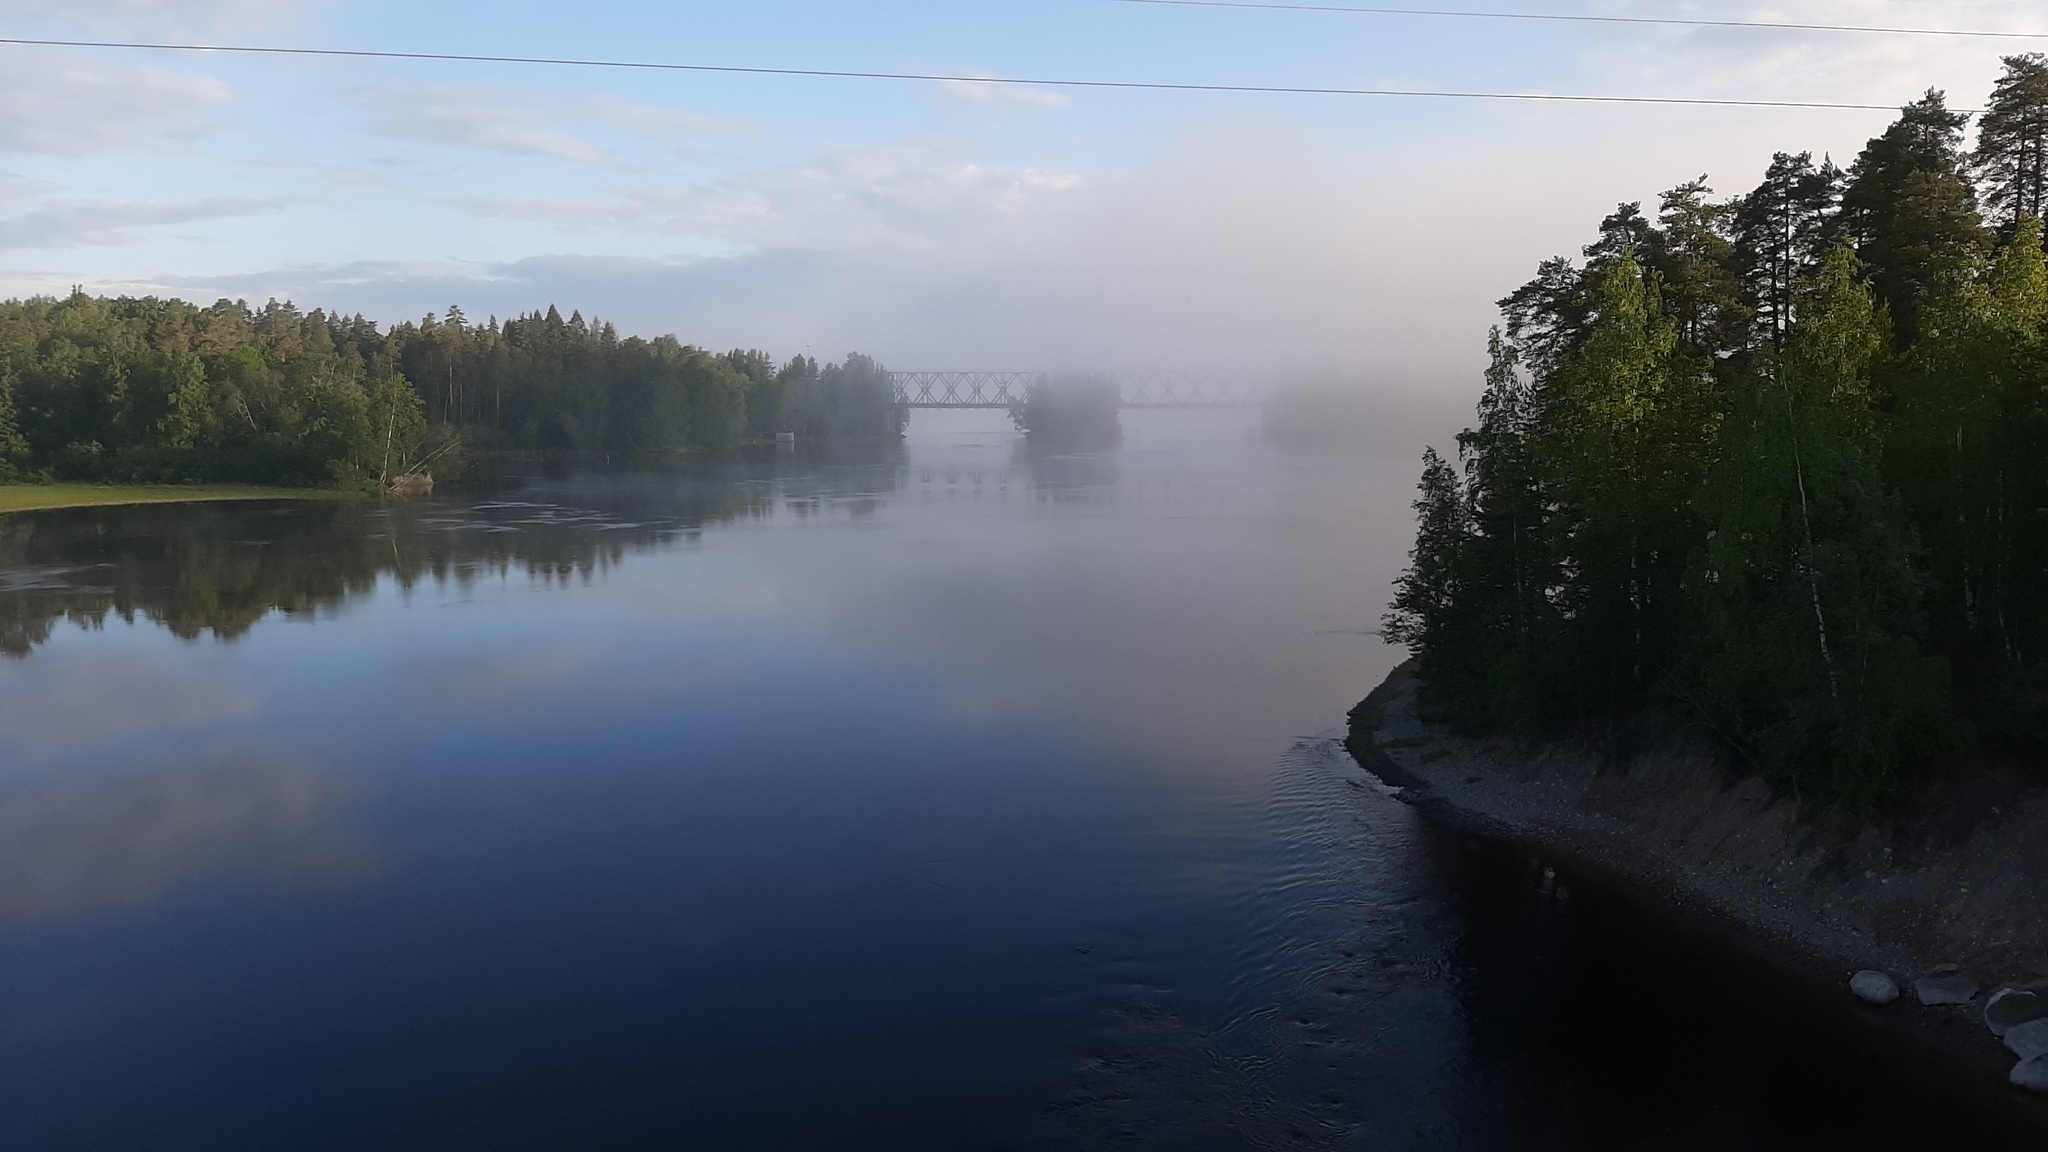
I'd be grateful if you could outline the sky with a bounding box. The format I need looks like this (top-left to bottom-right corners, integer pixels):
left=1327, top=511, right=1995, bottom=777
left=0, top=0, right=2043, bottom=397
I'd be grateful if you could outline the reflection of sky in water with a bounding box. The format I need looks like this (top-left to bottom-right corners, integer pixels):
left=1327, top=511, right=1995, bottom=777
left=0, top=412, right=2028, bottom=1150
left=0, top=409, right=1434, bottom=1148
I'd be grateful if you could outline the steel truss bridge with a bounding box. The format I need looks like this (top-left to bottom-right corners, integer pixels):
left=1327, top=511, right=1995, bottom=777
left=888, top=371, right=1259, bottom=409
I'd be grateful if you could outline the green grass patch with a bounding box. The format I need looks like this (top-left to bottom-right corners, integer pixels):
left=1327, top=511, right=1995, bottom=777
left=0, top=484, right=353, bottom=514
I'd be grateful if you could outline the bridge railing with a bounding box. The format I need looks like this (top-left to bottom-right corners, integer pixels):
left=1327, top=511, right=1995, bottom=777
left=888, top=371, right=1260, bottom=409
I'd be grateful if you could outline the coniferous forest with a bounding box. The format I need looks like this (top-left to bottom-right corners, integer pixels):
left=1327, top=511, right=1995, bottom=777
left=0, top=296, right=901, bottom=489
left=1386, top=54, right=2048, bottom=806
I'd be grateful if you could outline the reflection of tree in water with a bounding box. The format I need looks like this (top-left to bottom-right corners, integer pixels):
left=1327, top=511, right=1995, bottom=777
left=1424, top=832, right=2039, bottom=1151
left=0, top=446, right=907, bottom=657
left=1013, top=437, right=1120, bottom=502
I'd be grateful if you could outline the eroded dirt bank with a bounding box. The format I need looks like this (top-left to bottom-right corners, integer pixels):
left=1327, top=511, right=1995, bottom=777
left=1346, top=660, right=2048, bottom=1127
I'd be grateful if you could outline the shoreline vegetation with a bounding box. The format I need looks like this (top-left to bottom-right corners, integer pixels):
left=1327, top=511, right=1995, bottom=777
left=0, top=292, right=902, bottom=497
left=1371, top=52, right=2048, bottom=1104
left=1385, top=54, right=2048, bottom=808
left=0, top=484, right=349, bottom=514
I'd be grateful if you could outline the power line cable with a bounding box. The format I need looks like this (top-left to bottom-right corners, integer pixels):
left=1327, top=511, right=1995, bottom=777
left=0, top=37, right=1951, bottom=112
left=1109, top=0, right=2048, bottom=40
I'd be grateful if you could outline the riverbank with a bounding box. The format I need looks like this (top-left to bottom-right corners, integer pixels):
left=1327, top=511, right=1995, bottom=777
left=1346, top=660, right=2048, bottom=1130
left=0, top=484, right=348, bottom=514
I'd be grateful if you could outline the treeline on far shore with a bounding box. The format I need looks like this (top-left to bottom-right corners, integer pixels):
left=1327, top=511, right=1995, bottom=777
left=1386, top=54, right=2048, bottom=806
left=0, top=293, right=903, bottom=490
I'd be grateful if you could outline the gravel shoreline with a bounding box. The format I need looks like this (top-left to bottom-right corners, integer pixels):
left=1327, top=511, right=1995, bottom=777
left=1345, top=660, right=2048, bottom=1132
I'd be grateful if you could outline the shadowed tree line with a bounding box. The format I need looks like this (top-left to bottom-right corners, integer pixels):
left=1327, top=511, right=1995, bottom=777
left=0, top=295, right=899, bottom=488
left=1386, top=55, right=2048, bottom=806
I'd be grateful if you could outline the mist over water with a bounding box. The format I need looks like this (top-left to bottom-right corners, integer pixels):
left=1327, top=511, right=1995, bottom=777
left=0, top=411, right=2027, bottom=1149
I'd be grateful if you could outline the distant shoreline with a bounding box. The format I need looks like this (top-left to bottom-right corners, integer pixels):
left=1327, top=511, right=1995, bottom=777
left=1346, top=660, right=2048, bottom=1137
left=0, top=484, right=351, bottom=515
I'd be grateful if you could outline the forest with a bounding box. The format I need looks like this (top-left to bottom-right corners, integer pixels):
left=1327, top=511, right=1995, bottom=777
left=1385, top=53, right=2048, bottom=806
left=0, top=296, right=901, bottom=489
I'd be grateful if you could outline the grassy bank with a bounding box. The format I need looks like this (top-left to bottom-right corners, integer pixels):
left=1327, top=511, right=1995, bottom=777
left=0, top=484, right=350, bottom=514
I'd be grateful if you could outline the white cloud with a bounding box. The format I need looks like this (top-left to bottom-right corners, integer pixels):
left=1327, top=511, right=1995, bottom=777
left=935, top=75, right=1073, bottom=109
left=451, top=135, right=1085, bottom=251
left=0, top=50, right=235, bottom=154
left=0, top=187, right=297, bottom=249
left=1579, top=0, right=2042, bottom=114
left=237, top=157, right=389, bottom=187
left=356, top=83, right=747, bottom=166
left=363, top=86, right=617, bottom=164
left=0, top=0, right=319, bottom=37
left=582, top=96, right=748, bottom=145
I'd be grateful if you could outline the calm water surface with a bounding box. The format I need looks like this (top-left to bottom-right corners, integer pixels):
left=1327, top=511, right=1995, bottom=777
left=0, top=411, right=2027, bottom=1149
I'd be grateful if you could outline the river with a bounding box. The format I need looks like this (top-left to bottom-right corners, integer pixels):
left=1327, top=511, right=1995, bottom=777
left=0, top=410, right=2022, bottom=1148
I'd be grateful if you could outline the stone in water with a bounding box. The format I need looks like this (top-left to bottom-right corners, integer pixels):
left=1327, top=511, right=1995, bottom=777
left=2011, top=1054, right=2048, bottom=1093
left=1915, top=968, right=1978, bottom=1006
left=2005, top=1017, right=2048, bottom=1062
left=1849, top=970, right=1899, bottom=1005
left=1984, top=986, right=2048, bottom=1038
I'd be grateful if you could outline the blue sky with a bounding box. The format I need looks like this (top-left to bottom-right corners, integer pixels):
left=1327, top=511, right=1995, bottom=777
left=0, top=1, right=2040, bottom=388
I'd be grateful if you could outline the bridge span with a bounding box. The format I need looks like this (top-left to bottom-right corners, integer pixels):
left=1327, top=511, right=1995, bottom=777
left=888, top=371, right=1259, bottom=409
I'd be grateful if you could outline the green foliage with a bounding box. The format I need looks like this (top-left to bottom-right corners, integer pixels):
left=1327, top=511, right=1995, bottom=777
left=1547, top=252, right=1720, bottom=711
left=736, top=353, right=906, bottom=442
left=0, top=369, right=26, bottom=483
left=1390, top=67, right=2048, bottom=806
left=1688, top=247, right=1945, bottom=805
left=0, top=292, right=896, bottom=487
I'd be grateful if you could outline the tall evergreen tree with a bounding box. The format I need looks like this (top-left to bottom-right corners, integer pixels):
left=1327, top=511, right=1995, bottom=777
left=1498, top=255, right=1589, bottom=377
left=1841, top=90, right=1985, bottom=346
left=1384, top=445, right=1474, bottom=707
left=1451, top=329, right=1560, bottom=731
left=1651, top=177, right=1746, bottom=359
left=1497, top=203, right=1663, bottom=374
left=1734, top=152, right=1844, bottom=351
left=1972, top=54, right=2048, bottom=233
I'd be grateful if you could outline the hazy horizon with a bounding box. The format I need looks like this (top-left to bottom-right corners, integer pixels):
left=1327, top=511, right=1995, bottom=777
left=1, top=1, right=2039, bottom=398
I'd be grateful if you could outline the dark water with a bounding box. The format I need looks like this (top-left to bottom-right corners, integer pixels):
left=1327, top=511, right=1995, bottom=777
left=0, top=411, right=2029, bottom=1149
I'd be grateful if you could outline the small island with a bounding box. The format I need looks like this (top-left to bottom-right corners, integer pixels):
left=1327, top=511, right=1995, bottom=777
left=1364, top=55, right=2048, bottom=1106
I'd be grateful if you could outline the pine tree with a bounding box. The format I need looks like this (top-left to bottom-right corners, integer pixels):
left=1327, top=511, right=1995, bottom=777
left=1841, top=91, right=1986, bottom=345
left=1734, top=152, right=1844, bottom=351
left=1652, top=177, right=1747, bottom=359
left=1451, top=329, right=1560, bottom=731
left=1498, top=255, right=1590, bottom=377
left=1384, top=446, right=1474, bottom=701
left=1497, top=203, right=1663, bottom=375
left=1972, top=54, right=2048, bottom=233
